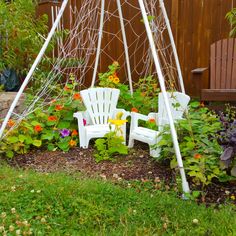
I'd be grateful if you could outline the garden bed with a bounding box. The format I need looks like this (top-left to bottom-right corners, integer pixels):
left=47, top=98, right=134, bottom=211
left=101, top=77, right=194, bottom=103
left=6, top=143, right=236, bottom=206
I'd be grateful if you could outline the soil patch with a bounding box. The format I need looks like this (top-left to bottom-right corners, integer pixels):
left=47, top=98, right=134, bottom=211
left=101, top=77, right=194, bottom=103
left=5, top=143, right=236, bottom=206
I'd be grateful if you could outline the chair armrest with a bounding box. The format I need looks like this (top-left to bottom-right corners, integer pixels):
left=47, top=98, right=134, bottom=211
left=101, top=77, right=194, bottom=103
left=73, top=111, right=87, bottom=133
left=191, top=67, right=208, bottom=74
left=114, top=108, right=130, bottom=120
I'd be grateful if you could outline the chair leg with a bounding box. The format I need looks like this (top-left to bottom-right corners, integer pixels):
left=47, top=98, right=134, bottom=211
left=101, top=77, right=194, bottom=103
left=128, top=138, right=134, bottom=148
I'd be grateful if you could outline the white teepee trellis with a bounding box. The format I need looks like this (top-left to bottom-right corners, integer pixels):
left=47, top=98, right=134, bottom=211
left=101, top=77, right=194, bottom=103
left=0, top=0, right=190, bottom=193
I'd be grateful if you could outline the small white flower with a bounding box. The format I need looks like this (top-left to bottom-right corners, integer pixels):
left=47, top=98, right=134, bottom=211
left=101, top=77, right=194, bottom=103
left=0, top=226, right=5, bottom=232
left=36, top=190, right=41, bottom=193
left=11, top=186, right=16, bottom=192
left=41, top=217, right=46, bottom=223
left=11, top=208, right=16, bottom=214
left=23, top=220, right=28, bottom=226
left=1, top=212, right=6, bottom=218
left=133, top=210, right=137, bottom=214
left=148, top=171, right=152, bottom=174
left=30, top=190, right=35, bottom=193
left=192, top=219, right=199, bottom=224
left=16, top=229, right=21, bottom=235
left=9, top=225, right=15, bottom=232
left=117, top=177, right=122, bottom=181
left=113, top=174, right=119, bottom=179
left=225, top=190, right=230, bottom=195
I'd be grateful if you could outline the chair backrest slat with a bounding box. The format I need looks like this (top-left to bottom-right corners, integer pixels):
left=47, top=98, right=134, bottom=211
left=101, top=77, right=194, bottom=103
left=158, top=92, right=190, bottom=127
left=81, top=88, right=120, bottom=125
left=210, top=38, right=236, bottom=89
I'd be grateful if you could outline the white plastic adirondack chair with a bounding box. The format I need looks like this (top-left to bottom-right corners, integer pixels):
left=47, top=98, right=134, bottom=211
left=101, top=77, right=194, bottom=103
left=128, top=92, right=190, bottom=157
left=73, top=87, right=129, bottom=148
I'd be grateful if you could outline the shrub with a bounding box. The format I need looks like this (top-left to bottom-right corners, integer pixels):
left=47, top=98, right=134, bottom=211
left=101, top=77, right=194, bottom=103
left=0, top=0, right=48, bottom=74
left=218, top=105, right=236, bottom=177
left=157, top=101, right=230, bottom=187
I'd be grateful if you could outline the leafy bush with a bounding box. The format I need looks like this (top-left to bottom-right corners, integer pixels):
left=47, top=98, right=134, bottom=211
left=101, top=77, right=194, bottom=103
left=218, top=105, right=236, bottom=177
left=0, top=77, right=84, bottom=157
left=0, top=0, right=48, bottom=74
left=157, top=102, right=230, bottom=187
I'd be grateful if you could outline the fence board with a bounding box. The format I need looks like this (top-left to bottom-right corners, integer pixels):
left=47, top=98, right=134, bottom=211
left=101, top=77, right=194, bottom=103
left=37, top=0, right=236, bottom=97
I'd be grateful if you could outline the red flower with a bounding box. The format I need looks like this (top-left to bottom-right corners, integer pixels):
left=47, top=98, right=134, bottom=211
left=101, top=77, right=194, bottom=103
left=34, top=125, right=43, bottom=132
left=131, top=107, right=138, bottom=113
left=71, top=130, right=78, bottom=136
left=48, top=116, right=57, bottom=121
left=194, top=153, right=202, bottom=159
left=148, top=118, right=156, bottom=123
left=73, top=93, right=81, bottom=100
left=55, top=105, right=63, bottom=111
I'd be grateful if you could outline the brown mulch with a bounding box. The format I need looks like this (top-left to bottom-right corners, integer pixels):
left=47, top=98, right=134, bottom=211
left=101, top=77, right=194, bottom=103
left=5, top=143, right=236, bottom=206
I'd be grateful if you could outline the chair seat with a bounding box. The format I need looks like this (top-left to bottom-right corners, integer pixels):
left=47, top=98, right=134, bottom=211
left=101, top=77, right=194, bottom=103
left=130, top=127, right=159, bottom=144
left=85, top=124, right=115, bottom=137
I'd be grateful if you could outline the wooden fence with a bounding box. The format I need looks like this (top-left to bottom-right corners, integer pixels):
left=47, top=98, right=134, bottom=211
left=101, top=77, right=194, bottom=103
left=37, top=0, right=236, bottom=97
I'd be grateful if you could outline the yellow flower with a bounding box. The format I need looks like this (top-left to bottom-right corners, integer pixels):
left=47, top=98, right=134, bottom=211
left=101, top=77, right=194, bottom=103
left=108, top=75, right=114, bottom=81
left=113, top=77, right=120, bottom=84
left=231, top=195, right=235, bottom=200
left=108, top=119, right=127, bottom=126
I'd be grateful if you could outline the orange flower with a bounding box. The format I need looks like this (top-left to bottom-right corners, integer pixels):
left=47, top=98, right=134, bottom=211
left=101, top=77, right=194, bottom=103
left=55, top=105, right=63, bottom=111
left=50, top=99, right=57, bottom=104
left=194, top=153, right=202, bottom=159
left=69, top=139, right=77, bottom=147
left=131, top=107, right=138, bottom=113
left=148, top=118, right=156, bottom=123
left=48, top=116, right=57, bottom=121
left=34, top=125, right=43, bottom=132
left=71, top=129, right=78, bottom=136
left=64, top=85, right=71, bottom=91
left=7, top=119, right=15, bottom=127
left=200, top=101, right=205, bottom=107
left=73, top=93, right=81, bottom=100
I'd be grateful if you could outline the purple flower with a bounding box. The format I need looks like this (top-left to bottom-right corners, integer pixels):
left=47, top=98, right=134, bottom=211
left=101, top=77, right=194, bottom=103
left=60, top=129, right=70, bottom=138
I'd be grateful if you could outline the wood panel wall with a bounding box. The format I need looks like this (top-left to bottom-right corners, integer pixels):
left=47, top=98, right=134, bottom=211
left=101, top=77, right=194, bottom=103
left=37, top=0, right=236, bottom=97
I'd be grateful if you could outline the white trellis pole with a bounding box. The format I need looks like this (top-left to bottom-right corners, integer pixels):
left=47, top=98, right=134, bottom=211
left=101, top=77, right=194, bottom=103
left=116, top=0, right=133, bottom=95
left=138, top=0, right=190, bottom=193
left=0, top=0, right=69, bottom=140
left=159, top=0, right=185, bottom=94
left=91, top=0, right=105, bottom=87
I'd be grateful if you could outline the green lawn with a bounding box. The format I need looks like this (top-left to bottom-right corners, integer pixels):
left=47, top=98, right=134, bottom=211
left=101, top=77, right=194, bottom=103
left=0, top=166, right=235, bottom=236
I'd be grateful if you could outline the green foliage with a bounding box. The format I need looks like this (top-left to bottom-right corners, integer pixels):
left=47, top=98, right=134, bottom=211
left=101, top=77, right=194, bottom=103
left=0, top=0, right=48, bottom=74
left=94, top=130, right=128, bottom=162
left=226, top=8, right=236, bottom=37
left=157, top=101, right=230, bottom=187
left=0, top=167, right=236, bottom=235
left=98, top=62, right=160, bottom=114
left=0, top=77, right=84, bottom=157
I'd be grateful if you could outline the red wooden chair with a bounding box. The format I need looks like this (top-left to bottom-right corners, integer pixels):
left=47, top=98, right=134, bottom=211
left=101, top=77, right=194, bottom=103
left=192, top=38, right=236, bottom=101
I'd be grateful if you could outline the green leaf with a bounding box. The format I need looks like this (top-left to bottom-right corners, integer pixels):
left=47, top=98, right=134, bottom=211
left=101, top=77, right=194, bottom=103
left=18, top=134, right=27, bottom=143
left=57, top=121, right=70, bottom=129
left=32, top=140, right=42, bottom=147
left=6, top=150, right=14, bottom=158
left=7, top=136, right=19, bottom=143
